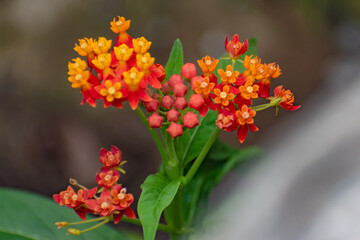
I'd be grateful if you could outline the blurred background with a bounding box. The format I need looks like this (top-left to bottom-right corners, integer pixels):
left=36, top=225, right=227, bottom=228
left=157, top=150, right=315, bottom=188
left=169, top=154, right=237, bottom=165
left=1, top=0, right=360, bottom=239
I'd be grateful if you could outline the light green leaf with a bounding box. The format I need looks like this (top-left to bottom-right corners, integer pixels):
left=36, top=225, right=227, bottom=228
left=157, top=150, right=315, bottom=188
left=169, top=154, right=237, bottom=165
left=164, top=39, right=184, bottom=81
left=138, top=174, right=183, bottom=240
left=0, top=188, right=128, bottom=240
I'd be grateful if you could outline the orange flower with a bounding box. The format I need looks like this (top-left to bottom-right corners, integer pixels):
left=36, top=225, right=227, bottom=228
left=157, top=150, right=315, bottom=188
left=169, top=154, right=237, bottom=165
left=95, top=79, right=124, bottom=108
left=132, top=37, right=151, bottom=54
left=92, top=37, right=112, bottom=55
left=197, top=55, right=219, bottom=75
left=235, top=105, right=259, bottom=143
left=217, top=65, right=239, bottom=85
left=239, top=80, right=259, bottom=100
left=110, top=16, right=130, bottom=34
left=214, top=85, right=234, bottom=106
left=96, top=168, right=120, bottom=188
left=194, top=76, right=215, bottom=96
left=273, top=85, right=301, bottom=111
left=74, top=38, right=95, bottom=59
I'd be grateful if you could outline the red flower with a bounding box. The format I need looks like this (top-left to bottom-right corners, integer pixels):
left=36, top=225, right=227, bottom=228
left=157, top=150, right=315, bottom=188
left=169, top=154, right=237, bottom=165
left=85, top=189, right=117, bottom=217
left=273, top=85, right=301, bottom=111
left=224, top=34, right=248, bottom=59
left=99, top=146, right=122, bottom=168
left=96, top=168, right=120, bottom=188
left=235, top=105, right=259, bottom=143
left=216, top=109, right=238, bottom=132
left=53, top=186, right=97, bottom=220
left=110, top=185, right=136, bottom=223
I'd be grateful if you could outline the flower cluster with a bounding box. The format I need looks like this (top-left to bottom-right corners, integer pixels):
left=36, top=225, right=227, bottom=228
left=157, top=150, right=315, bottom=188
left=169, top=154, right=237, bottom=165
left=68, top=16, right=165, bottom=109
left=145, top=63, right=207, bottom=138
left=67, top=16, right=300, bottom=144
left=53, top=146, right=135, bottom=235
left=190, top=34, right=300, bottom=143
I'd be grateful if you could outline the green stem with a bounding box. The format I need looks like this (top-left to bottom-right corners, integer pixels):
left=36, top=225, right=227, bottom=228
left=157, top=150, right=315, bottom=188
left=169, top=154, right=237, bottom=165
left=184, top=128, right=220, bottom=185
left=251, top=103, right=272, bottom=112
left=135, top=107, right=167, bottom=161
left=122, top=217, right=173, bottom=233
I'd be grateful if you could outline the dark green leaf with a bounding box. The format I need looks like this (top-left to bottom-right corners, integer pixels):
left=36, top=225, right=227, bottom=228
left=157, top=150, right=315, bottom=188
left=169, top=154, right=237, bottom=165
left=178, top=110, right=218, bottom=165
left=164, top=39, right=183, bottom=81
left=138, top=174, right=183, bottom=240
left=183, top=143, right=262, bottom=226
left=0, top=188, right=128, bottom=240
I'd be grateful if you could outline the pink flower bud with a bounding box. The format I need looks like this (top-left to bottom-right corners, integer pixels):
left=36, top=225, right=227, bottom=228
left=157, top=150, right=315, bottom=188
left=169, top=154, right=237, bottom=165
left=181, top=63, right=197, bottom=80
left=174, top=97, right=188, bottom=111
left=168, top=74, right=183, bottom=88
left=148, top=113, right=163, bottom=128
left=166, top=122, right=183, bottom=138
left=161, top=82, right=171, bottom=94
left=173, top=83, right=188, bottom=97
left=189, top=94, right=205, bottom=110
left=183, top=112, right=199, bottom=129
left=166, top=109, right=180, bottom=122
left=152, top=93, right=161, bottom=101
left=150, top=63, right=166, bottom=82
left=161, top=95, right=174, bottom=109
left=144, top=99, right=159, bottom=112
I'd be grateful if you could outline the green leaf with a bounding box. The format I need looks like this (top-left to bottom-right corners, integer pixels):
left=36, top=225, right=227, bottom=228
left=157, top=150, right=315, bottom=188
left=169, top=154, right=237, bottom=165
left=164, top=39, right=184, bottom=81
left=138, top=174, right=183, bottom=240
left=183, top=142, right=262, bottom=226
left=215, top=37, right=258, bottom=76
left=178, top=110, right=218, bottom=165
left=0, top=188, right=128, bottom=240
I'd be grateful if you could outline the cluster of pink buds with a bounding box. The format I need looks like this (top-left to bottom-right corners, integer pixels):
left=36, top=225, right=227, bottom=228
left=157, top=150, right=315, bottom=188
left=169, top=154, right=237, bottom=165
left=53, top=146, right=135, bottom=235
left=145, top=63, right=202, bottom=138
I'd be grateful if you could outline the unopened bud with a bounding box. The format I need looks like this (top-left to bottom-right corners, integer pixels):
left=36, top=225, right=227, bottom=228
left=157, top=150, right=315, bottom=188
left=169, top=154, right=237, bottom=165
left=168, top=74, right=183, bottom=88
left=182, top=112, right=199, bottom=129
left=161, top=95, right=174, bottom=109
left=161, top=82, right=171, bottom=94
left=173, top=83, right=188, bottom=97
left=189, top=94, right=205, bottom=110
left=174, top=97, right=188, bottom=111
left=67, top=228, right=81, bottom=236
left=166, top=109, right=180, bottom=122
left=166, top=122, right=183, bottom=138
left=144, top=99, right=159, bottom=112
left=148, top=113, right=163, bottom=128
left=181, top=63, right=197, bottom=80
left=55, top=221, right=69, bottom=229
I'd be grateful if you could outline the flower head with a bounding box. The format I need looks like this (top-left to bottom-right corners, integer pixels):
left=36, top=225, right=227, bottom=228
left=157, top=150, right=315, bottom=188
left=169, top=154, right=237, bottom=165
left=224, top=34, right=248, bottom=59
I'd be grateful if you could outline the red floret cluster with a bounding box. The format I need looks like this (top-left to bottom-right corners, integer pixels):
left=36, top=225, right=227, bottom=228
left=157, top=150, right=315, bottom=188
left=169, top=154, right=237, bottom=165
left=53, top=146, right=135, bottom=224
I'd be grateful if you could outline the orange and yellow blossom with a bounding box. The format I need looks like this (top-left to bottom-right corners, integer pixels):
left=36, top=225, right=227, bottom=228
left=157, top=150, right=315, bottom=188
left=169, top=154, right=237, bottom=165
left=99, top=80, right=123, bottom=103
left=217, top=65, right=239, bottom=85
left=132, top=37, right=151, bottom=54
left=114, top=44, right=133, bottom=62
left=194, top=77, right=215, bottom=96
left=110, top=16, right=130, bottom=34
left=239, top=80, right=259, bottom=100
left=123, top=67, right=144, bottom=91
left=74, top=38, right=95, bottom=58
left=136, top=52, right=155, bottom=71
left=68, top=58, right=87, bottom=75
left=214, top=85, right=234, bottom=106
left=92, top=37, right=112, bottom=55
left=197, top=56, right=219, bottom=75
left=235, top=105, right=259, bottom=143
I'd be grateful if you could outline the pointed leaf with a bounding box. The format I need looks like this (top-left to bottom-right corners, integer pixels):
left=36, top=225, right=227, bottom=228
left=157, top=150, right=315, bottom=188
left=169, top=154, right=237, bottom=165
left=138, top=174, right=183, bottom=240
left=0, top=188, right=128, bottom=240
left=164, top=39, right=184, bottom=81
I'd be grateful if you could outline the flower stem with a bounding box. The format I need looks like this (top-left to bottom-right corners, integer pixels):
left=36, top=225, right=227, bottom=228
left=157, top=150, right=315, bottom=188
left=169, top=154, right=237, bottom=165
left=135, top=107, right=167, bottom=161
left=78, top=218, right=109, bottom=234
left=184, top=128, right=220, bottom=185
left=122, top=217, right=173, bottom=233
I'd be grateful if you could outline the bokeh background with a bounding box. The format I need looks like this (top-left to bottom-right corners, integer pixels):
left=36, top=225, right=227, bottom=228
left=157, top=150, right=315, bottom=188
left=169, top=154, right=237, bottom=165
left=1, top=0, right=360, bottom=239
